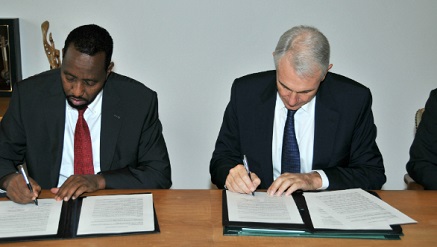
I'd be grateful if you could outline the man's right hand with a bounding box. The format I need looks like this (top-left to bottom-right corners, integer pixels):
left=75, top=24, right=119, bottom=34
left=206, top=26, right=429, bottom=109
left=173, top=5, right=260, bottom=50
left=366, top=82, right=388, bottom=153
left=1, top=173, right=41, bottom=204
left=225, top=164, right=261, bottom=195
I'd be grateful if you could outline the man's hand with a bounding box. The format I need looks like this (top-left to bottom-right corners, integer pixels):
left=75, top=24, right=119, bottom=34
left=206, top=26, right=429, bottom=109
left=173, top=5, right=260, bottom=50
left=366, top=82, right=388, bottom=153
left=225, top=164, right=261, bottom=195
left=50, top=174, right=105, bottom=201
left=267, top=172, right=322, bottom=196
left=1, top=173, right=41, bottom=204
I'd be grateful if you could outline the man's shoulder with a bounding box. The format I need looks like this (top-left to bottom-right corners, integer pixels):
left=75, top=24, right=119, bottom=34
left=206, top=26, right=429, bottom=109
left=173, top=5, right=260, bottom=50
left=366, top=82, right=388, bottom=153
left=15, top=69, right=61, bottom=96
left=18, top=69, right=60, bottom=85
left=322, top=72, right=370, bottom=94
left=232, top=70, right=276, bottom=92
left=235, top=70, right=276, bottom=83
left=105, top=72, right=156, bottom=96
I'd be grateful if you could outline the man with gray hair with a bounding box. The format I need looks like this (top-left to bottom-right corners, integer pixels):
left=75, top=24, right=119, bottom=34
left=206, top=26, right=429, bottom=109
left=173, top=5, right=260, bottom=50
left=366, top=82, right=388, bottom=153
left=210, top=25, right=385, bottom=196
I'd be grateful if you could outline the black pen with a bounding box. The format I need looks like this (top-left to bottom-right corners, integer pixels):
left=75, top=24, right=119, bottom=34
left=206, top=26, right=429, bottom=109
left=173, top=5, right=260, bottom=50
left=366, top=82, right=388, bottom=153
left=17, top=164, right=38, bottom=206
left=242, top=155, right=255, bottom=196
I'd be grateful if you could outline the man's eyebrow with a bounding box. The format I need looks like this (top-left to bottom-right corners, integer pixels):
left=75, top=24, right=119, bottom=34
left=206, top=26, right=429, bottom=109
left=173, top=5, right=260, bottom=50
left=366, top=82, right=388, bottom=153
left=278, top=80, right=316, bottom=93
left=278, top=80, right=291, bottom=91
left=63, top=71, right=76, bottom=78
left=63, top=71, right=98, bottom=82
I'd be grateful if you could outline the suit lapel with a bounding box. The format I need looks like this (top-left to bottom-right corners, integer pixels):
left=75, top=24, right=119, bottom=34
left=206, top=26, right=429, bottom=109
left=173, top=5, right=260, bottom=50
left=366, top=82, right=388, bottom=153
left=100, top=82, right=122, bottom=171
left=256, top=76, right=277, bottom=186
left=43, top=76, right=66, bottom=185
left=313, top=81, right=339, bottom=168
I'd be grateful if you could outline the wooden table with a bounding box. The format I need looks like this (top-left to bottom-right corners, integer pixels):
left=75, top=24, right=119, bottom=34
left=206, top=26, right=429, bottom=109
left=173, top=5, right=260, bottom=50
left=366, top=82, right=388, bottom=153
left=1, top=189, right=436, bottom=246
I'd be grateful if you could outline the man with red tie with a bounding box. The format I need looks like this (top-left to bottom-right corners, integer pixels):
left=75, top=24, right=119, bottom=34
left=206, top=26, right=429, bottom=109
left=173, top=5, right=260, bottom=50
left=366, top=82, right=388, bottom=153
left=0, top=24, right=171, bottom=204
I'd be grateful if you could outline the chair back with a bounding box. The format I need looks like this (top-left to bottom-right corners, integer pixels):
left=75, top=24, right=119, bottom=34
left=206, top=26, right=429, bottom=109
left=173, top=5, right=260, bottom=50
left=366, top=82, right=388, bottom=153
left=415, top=108, right=425, bottom=130
left=405, top=107, right=425, bottom=190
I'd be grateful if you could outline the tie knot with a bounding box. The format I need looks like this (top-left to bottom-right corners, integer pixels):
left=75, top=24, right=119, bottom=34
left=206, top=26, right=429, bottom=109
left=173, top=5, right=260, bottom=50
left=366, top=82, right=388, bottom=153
left=287, top=109, right=297, bottom=118
left=78, top=108, right=87, bottom=117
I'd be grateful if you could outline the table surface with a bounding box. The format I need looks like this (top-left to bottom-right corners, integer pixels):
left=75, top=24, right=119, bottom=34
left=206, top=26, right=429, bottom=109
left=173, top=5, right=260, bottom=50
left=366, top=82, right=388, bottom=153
left=1, top=189, right=436, bottom=246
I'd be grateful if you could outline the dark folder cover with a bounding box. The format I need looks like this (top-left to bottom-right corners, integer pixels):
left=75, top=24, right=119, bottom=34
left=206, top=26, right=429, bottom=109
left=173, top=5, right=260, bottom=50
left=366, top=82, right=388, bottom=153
left=0, top=193, right=160, bottom=243
left=222, top=190, right=403, bottom=240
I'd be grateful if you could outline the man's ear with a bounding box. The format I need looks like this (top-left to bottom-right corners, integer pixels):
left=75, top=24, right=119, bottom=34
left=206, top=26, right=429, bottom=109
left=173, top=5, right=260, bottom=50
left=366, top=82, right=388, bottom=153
left=321, top=64, right=333, bottom=81
left=106, top=62, right=114, bottom=77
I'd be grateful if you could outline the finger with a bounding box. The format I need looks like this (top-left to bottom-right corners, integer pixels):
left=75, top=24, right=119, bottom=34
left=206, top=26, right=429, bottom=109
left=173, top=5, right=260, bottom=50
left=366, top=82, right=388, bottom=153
left=29, top=179, right=41, bottom=199
left=282, top=180, right=300, bottom=196
left=250, top=172, right=261, bottom=189
left=267, top=174, right=294, bottom=196
left=56, top=175, right=99, bottom=201
left=71, top=184, right=90, bottom=200
left=229, top=165, right=254, bottom=194
left=276, top=175, right=304, bottom=196
left=50, top=187, right=59, bottom=194
left=226, top=174, right=243, bottom=194
left=7, top=174, right=36, bottom=204
left=267, top=176, right=283, bottom=196
left=55, top=177, right=80, bottom=201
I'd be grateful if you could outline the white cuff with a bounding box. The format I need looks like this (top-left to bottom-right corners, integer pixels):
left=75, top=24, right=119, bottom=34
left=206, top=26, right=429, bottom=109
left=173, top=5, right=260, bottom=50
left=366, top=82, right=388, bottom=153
left=313, top=170, right=329, bottom=190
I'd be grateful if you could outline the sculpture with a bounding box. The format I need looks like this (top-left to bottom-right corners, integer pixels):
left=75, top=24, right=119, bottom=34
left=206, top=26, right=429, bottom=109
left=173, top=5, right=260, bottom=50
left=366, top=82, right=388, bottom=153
left=41, top=21, right=60, bottom=69
left=0, top=35, right=9, bottom=83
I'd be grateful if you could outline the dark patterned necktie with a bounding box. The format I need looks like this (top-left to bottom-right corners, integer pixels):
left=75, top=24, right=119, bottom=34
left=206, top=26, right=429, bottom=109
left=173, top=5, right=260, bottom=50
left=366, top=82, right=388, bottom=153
left=74, top=108, right=94, bottom=175
left=281, top=110, right=301, bottom=173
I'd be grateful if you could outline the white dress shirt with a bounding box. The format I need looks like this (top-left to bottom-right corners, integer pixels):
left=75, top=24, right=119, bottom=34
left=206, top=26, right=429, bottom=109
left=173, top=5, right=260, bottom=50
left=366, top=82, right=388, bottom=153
left=272, top=93, right=329, bottom=189
left=58, top=91, right=103, bottom=187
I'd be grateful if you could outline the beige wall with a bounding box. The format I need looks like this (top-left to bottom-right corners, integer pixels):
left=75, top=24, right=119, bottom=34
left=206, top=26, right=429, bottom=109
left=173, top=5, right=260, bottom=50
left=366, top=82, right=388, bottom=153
left=1, top=0, right=437, bottom=189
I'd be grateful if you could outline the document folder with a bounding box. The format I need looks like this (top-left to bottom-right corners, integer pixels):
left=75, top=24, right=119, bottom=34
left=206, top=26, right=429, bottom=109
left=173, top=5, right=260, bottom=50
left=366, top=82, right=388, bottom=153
left=222, top=190, right=404, bottom=240
left=0, top=193, right=159, bottom=243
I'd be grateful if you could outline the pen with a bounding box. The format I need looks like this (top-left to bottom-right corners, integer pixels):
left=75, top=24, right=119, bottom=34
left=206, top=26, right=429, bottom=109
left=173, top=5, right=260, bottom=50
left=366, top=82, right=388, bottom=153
left=242, top=155, right=255, bottom=196
left=17, top=164, right=38, bottom=206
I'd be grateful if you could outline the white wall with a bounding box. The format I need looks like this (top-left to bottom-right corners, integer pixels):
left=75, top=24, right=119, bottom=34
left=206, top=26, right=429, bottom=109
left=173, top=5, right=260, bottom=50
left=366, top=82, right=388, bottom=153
left=1, top=0, right=436, bottom=190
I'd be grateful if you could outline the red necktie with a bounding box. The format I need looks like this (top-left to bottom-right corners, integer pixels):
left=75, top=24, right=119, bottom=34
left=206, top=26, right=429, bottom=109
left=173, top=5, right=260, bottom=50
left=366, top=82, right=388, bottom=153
left=74, top=108, right=94, bottom=175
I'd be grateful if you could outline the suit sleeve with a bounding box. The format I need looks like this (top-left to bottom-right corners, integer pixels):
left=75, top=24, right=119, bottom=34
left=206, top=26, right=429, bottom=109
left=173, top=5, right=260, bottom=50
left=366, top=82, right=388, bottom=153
left=406, top=89, right=437, bottom=189
left=322, top=88, right=386, bottom=190
left=0, top=83, right=27, bottom=183
left=210, top=80, right=243, bottom=188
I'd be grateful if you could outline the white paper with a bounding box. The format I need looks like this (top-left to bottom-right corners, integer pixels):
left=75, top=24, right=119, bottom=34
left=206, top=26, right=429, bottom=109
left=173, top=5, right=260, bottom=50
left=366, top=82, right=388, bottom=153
left=226, top=191, right=303, bottom=224
left=0, top=199, right=62, bottom=238
left=304, top=188, right=417, bottom=230
left=77, top=194, right=154, bottom=235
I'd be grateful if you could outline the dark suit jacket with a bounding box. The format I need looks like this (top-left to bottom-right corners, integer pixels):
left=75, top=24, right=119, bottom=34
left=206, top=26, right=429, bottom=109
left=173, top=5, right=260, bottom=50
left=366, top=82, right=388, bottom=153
left=0, top=69, right=171, bottom=189
left=406, top=89, right=437, bottom=189
left=210, top=70, right=385, bottom=190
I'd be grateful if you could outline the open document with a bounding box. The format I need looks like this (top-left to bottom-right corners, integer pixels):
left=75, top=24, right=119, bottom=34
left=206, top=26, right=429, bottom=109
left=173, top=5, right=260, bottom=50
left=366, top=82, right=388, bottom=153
left=77, top=194, right=155, bottom=235
left=0, top=193, right=158, bottom=243
left=223, top=189, right=416, bottom=239
left=0, top=199, right=62, bottom=238
left=226, top=191, right=303, bottom=224
left=304, top=188, right=416, bottom=230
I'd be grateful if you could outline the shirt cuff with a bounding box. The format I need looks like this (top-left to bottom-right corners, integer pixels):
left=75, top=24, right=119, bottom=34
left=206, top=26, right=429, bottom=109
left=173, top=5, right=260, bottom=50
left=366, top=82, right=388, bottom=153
left=313, top=170, right=329, bottom=190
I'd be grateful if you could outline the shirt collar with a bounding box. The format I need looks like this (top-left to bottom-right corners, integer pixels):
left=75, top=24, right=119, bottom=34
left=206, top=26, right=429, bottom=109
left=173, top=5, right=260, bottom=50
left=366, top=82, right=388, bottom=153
left=275, top=92, right=316, bottom=114
left=66, top=90, right=103, bottom=115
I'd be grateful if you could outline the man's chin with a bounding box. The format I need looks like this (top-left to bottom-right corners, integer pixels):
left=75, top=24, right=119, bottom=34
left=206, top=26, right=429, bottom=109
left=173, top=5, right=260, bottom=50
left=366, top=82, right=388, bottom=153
left=67, top=99, right=88, bottom=110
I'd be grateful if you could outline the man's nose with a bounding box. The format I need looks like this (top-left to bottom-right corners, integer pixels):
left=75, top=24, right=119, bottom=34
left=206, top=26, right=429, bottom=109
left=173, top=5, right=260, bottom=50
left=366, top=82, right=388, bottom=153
left=71, top=81, right=85, bottom=97
left=287, top=92, right=299, bottom=106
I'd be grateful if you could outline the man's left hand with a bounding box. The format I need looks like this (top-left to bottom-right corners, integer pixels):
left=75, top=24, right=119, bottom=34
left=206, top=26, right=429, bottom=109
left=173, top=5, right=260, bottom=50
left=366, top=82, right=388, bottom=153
left=267, top=172, right=322, bottom=196
left=50, top=174, right=105, bottom=201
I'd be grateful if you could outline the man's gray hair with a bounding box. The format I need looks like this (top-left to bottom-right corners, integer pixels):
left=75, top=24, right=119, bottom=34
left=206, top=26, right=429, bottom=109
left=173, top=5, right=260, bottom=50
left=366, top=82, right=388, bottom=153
left=273, top=25, right=330, bottom=80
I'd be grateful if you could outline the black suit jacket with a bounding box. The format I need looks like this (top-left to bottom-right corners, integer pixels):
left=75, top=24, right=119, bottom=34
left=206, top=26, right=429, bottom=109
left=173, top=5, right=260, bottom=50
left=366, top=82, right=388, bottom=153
left=210, top=71, right=385, bottom=190
left=0, top=69, right=171, bottom=189
left=406, top=89, right=437, bottom=189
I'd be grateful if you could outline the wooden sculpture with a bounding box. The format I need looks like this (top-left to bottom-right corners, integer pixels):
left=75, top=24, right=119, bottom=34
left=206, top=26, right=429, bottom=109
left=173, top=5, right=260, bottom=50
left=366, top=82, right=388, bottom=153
left=0, top=35, right=9, bottom=82
left=41, top=21, right=60, bottom=69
